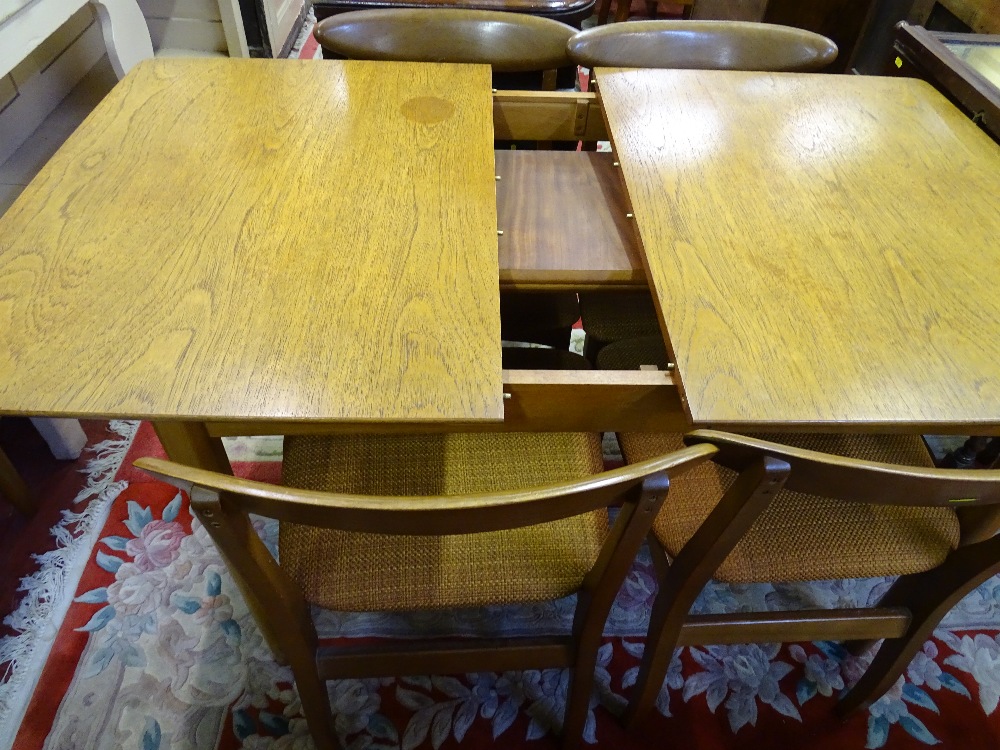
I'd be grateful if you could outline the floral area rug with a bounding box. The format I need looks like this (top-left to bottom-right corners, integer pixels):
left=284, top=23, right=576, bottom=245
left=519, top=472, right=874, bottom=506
left=10, top=422, right=1000, bottom=749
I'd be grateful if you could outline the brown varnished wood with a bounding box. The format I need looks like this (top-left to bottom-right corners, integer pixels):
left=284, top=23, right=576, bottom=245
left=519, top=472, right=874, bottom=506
left=569, top=21, right=838, bottom=70
left=676, top=609, right=912, bottom=645
left=0, top=446, right=33, bottom=516
left=313, top=0, right=596, bottom=26
left=685, top=429, right=1000, bottom=543
left=625, top=455, right=790, bottom=725
left=317, top=639, right=574, bottom=679
left=934, top=0, right=1000, bottom=34
left=762, top=0, right=872, bottom=71
left=188, top=487, right=337, bottom=748
left=202, top=370, right=689, bottom=436
left=313, top=9, right=576, bottom=72
left=684, top=429, right=1000, bottom=509
left=153, top=421, right=232, bottom=474
left=492, top=90, right=608, bottom=141
left=625, top=430, right=1000, bottom=726
left=894, top=23, right=1000, bottom=143
left=838, top=533, right=1000, bottom=714
left=597, top=69, right=1000, bottom=432
left=495, top=150, right=643, bottom=288
left=135, top=443, right=715, bottom=534
left=0, top=58, right=502, bottom=425
left=140, top=441, right=711, bottom=750
left=501, top=370, right=689, bottom=433
left=597, top=0, right=695, bottom=24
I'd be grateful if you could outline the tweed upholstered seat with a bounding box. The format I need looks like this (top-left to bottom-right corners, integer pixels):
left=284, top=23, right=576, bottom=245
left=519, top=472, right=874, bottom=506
left=618, top=432, right=960, bottom=582
left=139, top=434, right=714, bottom=749
left=595, top=335, right=671, bottom=371
left=281, top=432, right=606, bottom=611
left=579, top=291, right=660, bottom=347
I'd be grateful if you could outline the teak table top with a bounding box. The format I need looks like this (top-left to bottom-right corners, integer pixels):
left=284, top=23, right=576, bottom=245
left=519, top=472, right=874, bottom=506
left=597, top=68, right=1000, bottom=431
left=0, top=59, right=503, bottom=424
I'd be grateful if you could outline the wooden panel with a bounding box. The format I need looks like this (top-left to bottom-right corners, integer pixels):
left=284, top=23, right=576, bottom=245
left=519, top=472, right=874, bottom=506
left=0, top=59, right=503, bottom=425
left=492, top=91, right=608, bottom=142
left=691, top=0, right=768, bottom=21
left=495, top=150, right=643, bottom=288
left=893, top=25, right=1000, bottom=142
left=676, top=608, right=912, bottom=645
left=598, top=69, right=1000, bottom=432
left=146, top=17, right=227, bottom=53
left=762, top=0, right=873, bottom=71
left=939, top=0, right=1000, bottom=33
left=203, top=370, right=688, bottom=435
left=0, top=74, right=16, bottom=109
left=138, top=0, right=222, bottom=20
left=0, top=18, right=106, bottom=167
left=259, top=0, right=305, bottom=57
left=5, top=4, right=94, bottom=85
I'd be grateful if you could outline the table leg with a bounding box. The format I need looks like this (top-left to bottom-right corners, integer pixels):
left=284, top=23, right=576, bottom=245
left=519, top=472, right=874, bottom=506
left=0, top=447, right=33, bottom=516
left=90, top=0, right=154, bottom=79
left=153, top=421, right=233, bottom=475
left=29, top=417, right=88, bottom=460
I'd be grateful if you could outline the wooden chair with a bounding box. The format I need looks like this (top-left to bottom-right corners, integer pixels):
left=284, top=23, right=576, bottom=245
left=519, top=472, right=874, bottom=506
left=136, top=433, right=715, bottom=750
left=616, top=429, right=1000, bottom=727
left=0, top=445, right=33, bottom=516
left=315, top=8, right=581, bottom=349
left=313, top=8, right=578, bottom=89
left=568, top=20, right=839, bottom=70
left=571, top=20, right=837, bottom=361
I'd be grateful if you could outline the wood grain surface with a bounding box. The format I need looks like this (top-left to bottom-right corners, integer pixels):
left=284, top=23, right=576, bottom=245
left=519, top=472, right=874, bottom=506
left=495, top=149, right=643, bottom=287
left=597, top=69, right=1000, bottom=431
left=0, top=59, right=503, bottom=423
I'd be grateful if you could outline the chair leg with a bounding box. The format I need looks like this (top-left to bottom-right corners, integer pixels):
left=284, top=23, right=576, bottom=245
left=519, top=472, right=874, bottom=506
left=563, top=582, right=618, bottom=748
left=838, top=534, right=1000, bottom=716
left=288, top=649, right=342, bottom=750
left=622, top=573, right=687, bottom=726
left=624, top=457, right=788, bottom=727
left=614, top=0, right=632, bottom=22
left=562, top=654, right=598, bottom=749
left=0, top=447, right=33, bottom=516
left=644, top=0, right=657, bottom=17
left=597, top=0, right=613, bottom=24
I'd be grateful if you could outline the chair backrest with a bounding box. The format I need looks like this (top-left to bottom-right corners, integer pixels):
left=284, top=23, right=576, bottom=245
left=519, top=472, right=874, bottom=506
left=135, top=443, right=714, bottom=652
left=137, top=444, right=714, bottom=535
left=567, top=20, right=838, bottom=71
left=314, top=9, right=577, bottom=74
left=684, top=430, right=1000, bottom=544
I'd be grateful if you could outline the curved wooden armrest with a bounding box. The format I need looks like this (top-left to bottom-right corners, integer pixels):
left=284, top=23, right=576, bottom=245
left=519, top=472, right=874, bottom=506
left=134, top=443, right=716, bottom=534
left=685, top=429, right=1000, bottom=507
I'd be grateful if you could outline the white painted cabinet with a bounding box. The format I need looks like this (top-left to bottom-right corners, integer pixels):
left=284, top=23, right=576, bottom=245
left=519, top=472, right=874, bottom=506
left=217, top=0, right=304, bottom=57
left=0, top=0, right=153, bottom=79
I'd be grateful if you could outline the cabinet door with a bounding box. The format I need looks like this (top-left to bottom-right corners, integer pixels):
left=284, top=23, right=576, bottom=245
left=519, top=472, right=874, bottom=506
left=261, top=0, right=304, bottom=55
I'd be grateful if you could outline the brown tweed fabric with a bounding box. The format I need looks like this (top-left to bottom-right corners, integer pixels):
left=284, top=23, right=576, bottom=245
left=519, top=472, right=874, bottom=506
left=595, top=335, right=671, bottom=371
left=618, top=432, right=959, bottom=583
left=280, top=432, right=606, bottom=612
left=579, top=291, right=660, bottom=344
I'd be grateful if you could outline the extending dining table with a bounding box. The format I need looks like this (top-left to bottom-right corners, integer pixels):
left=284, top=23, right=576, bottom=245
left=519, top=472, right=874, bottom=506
left=1, top=58, right=999, bottom=529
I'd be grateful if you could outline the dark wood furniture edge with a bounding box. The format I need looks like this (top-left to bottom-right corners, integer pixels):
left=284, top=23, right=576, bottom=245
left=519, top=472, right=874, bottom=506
left=894, top=22, right=1000, bottom=141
